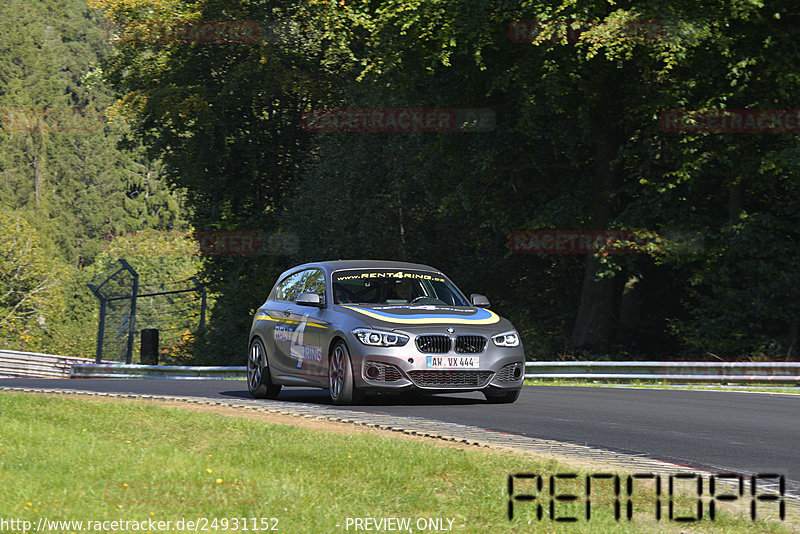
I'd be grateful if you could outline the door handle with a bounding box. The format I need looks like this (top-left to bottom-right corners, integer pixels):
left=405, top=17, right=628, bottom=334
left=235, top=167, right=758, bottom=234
left=282, top=308, right=291, bottom=317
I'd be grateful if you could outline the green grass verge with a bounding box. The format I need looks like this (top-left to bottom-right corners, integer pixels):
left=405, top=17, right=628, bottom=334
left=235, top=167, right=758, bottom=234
left=524, top=379, right=800, bottom=394
left=0, top=392, right=791, bottom=533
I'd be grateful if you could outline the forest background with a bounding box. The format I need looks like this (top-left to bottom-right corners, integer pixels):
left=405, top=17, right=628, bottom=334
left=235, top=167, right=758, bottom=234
left=2, top=0, right=798, bottom=364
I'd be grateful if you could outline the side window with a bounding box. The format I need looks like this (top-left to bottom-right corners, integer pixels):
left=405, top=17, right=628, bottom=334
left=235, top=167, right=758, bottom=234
left=303, top=269, right=327, bottom=306
left=275, top=271, right=307, bottom=302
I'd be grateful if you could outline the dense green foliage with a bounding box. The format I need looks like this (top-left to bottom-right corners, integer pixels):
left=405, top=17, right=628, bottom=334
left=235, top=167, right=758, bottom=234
left=0, top=0, right=189, bottom=356
left=2, top=0, right=798, bottom=362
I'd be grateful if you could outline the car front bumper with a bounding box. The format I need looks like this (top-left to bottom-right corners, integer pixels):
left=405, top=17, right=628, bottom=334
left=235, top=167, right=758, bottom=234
left=348, top=339, right=525, bottom=393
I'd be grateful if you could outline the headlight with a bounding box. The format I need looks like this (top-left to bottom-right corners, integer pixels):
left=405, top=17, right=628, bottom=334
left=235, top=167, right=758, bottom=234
left=353, top=328, right=409, bottom=347
left=492, top=331, right=520, bottom=347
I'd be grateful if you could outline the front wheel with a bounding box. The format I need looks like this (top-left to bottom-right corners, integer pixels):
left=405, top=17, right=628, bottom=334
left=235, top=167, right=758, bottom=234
left=328, top=340, right=363, bottom=405
left=484, top=389, right=520, bottom=404
left=248, top=337, right=281, bottom=399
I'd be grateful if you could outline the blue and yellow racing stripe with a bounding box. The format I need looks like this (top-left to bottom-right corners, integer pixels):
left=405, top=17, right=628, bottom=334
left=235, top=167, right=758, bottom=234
left=254, top=312, right=330, bottom=328
left=340, top=305, right=499, bottom=325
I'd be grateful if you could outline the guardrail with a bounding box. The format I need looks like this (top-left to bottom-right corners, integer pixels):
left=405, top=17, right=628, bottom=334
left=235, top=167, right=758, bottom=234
left=525, top=361, right=800, bottom=383
left=5, top=351, right=798, bottom=383
left=0, top=350, right=98, bottom=378
left=70, top=363, right=245, bottom=380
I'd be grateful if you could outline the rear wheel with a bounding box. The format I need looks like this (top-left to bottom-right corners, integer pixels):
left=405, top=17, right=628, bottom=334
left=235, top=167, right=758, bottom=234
left=248, top=337, right=281, bottom=399
left=484, top=389, right=520, bottom=404
left=328, top=340, right=363, bottom=405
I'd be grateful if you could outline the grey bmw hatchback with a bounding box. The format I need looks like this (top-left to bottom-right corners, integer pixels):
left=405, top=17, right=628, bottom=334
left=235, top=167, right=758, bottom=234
left=247, top=260, right=525, bottom=404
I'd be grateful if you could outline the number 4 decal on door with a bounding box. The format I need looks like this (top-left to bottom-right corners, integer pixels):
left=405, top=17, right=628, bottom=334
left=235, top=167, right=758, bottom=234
left=290, top=314, right=308, bottom=369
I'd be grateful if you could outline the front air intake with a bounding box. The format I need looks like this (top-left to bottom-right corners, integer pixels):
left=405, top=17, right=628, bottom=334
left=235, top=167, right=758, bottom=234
left=407, top=370, right=493, bottom=388
left=364, top=361, right=403, bottom=382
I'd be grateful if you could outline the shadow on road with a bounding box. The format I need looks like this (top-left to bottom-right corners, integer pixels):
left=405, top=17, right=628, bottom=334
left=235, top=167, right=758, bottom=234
left=219, top=388, right=487, bottom=406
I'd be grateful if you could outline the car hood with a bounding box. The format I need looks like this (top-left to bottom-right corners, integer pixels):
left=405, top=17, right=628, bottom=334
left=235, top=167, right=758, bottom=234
left=337, top=303, right=513, bottom=331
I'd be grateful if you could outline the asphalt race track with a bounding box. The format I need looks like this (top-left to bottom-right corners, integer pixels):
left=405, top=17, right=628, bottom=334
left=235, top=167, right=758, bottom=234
left=2, top=379, right=798, bottom=491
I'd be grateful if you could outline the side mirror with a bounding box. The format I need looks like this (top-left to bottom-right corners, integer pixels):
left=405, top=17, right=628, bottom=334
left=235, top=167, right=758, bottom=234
left=296, top=292, right=323, bottom=308
left=470, top=294, right=490, bottom=307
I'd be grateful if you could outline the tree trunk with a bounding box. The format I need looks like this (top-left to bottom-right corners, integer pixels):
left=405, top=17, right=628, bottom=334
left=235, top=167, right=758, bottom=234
left=33, top=151, right=44, bottom=203
left=571, top=255, right=616, bottom=347
left=570, top=125, right=623, bottom=349
left=728, top=182, right=743, bottom=223
left=26, top=128, right=46, bottom=204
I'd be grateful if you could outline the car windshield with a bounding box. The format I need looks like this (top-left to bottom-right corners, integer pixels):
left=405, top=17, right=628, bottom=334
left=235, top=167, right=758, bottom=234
left=332, top=269, right=470, bottom=306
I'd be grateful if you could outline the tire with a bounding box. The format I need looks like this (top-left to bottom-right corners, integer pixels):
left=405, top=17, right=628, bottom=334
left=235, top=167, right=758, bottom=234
left=484, top=388, right=520, bottom=404
left=328, top=340, right=363, bottom=405
left=248, top=337, right=281, bottom=399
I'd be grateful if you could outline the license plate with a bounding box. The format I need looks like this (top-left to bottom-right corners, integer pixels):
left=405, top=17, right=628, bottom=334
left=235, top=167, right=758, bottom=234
left=426, top=356, right=479, bottom=368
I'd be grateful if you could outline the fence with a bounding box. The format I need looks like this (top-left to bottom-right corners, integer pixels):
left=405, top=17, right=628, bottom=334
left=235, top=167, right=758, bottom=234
left=0, top=350, right=98, bottom=378
left=87, top=259, right=206, bottom=364
left=524, top=361, right=800, bottom=383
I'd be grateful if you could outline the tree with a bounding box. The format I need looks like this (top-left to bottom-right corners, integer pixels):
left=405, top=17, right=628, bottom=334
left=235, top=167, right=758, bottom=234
left=0, top=0, right=187, bottom=266
left=0, top=211, right=62, bottom=351
left=304, top=0, right=800, bottom=358
left=92, top=0, right=800, bottom=361
left=91, top=0, right=328, bottom=362
left=0, top=0, right=190, bottom=356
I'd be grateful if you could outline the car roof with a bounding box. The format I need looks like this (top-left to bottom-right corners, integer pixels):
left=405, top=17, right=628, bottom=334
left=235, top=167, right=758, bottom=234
left=279, top=260, right=443, bottom=279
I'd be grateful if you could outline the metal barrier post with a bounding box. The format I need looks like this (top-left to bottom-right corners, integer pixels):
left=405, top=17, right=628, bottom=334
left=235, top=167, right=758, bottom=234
left=120, top=259, right=139, bottom=365
left=140, top=329, right=159, bottom=365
